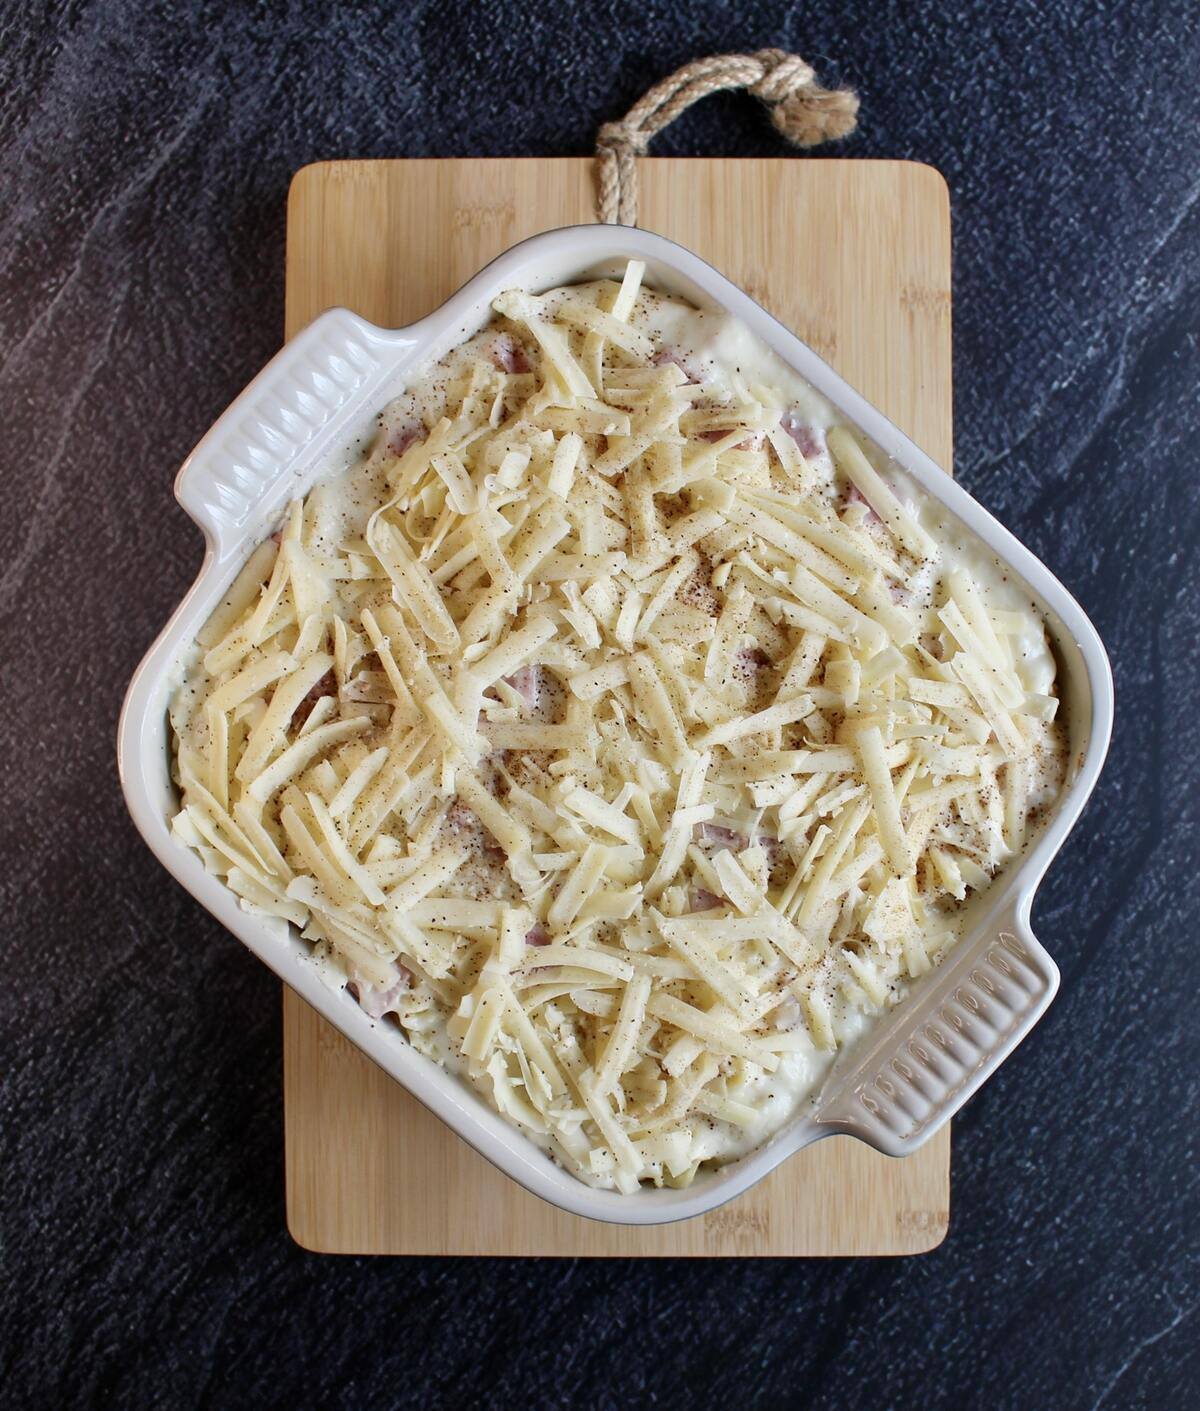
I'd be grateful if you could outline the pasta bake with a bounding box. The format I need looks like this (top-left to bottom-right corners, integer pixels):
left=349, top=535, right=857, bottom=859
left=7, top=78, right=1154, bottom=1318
left=170, top=262, right=1064, bottom=1191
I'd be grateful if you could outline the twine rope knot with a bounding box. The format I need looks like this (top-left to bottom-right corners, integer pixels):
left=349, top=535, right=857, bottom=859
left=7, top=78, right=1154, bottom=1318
left=595, top=49, right=858, bottom=226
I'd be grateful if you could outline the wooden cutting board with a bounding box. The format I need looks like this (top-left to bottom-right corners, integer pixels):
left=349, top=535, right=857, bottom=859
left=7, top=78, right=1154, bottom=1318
left=283, top=157, right=952, bottom=1256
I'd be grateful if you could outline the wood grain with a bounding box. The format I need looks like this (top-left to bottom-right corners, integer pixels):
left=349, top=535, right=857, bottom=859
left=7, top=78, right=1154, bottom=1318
left=283, top=157, right=952, bottom=1256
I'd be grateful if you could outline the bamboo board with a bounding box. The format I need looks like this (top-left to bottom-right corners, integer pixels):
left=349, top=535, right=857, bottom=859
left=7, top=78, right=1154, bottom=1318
left=283, top=157, right=952, bottom=1256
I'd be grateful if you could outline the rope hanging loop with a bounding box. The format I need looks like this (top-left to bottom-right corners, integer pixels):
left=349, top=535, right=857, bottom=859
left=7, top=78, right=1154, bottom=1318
left=595, top=48, right=859, bottom=226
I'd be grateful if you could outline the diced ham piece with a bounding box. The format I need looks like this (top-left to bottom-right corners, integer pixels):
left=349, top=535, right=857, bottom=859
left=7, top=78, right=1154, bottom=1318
left=525, top=923, right=551, bottom=947
left=781, top=414, right=827, bottom=461
left=293, top=669, right=337, bottom=728
left=695, top=821, right=748, bottom=853
left=689, top=888, right=724, bottom=913
left=845, top=482, right=883, bottom=527
left=504, top=664, right=543, bottom=712
left=756, top=833, right=784, bottom=862
left=350, top=962, right=412, bottom=1020
left=698, top=426, right=765, bottom=452
left=489, top=333, right=532, bottom=374
left=387, top=421, right=423, bottom=457
left=652, top=346, right=702, bottom=384
left=734, top=646, right=770, bottom=682
left=679, top=567, right=721, bottom=618
left=754, top=833, right=789, bottom=885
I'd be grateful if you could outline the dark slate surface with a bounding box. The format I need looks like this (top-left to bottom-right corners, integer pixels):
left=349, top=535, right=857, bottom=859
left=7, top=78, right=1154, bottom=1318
left=3, top=1, right=1198, bottom=1407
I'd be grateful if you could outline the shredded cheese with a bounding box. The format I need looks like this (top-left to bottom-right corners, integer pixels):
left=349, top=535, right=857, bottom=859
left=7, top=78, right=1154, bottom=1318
left=170, top=264, right=1064, bottom=1196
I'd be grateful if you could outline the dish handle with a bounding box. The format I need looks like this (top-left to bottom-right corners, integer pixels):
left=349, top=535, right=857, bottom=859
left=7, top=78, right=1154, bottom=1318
left=814, top=901, right=1060, bottom=1155
left=174, top=308, right=396, bottom=561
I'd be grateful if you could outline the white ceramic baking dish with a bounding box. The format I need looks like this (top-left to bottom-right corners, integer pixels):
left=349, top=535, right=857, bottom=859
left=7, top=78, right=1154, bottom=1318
left=118, top=224, right=1112, bottom=1226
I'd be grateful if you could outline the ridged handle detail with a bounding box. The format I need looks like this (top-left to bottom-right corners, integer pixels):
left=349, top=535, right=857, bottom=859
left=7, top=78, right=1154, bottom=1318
left=817, top=912, right=1060, bottom=1154
left=174, top=309, right=391, bottom=557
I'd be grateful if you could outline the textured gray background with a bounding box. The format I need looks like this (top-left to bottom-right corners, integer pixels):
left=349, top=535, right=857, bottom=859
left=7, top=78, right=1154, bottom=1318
left=3, top=2, right=1198, bottom=1408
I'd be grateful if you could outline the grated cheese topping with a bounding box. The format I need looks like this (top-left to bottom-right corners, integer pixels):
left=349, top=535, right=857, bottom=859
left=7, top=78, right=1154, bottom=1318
left=170, top=265, right=1066, bottom=1193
